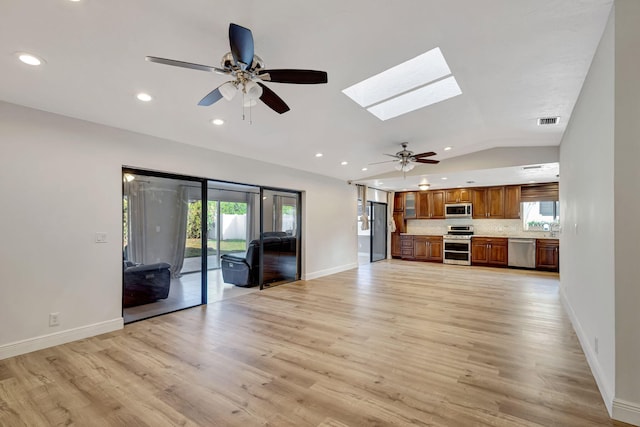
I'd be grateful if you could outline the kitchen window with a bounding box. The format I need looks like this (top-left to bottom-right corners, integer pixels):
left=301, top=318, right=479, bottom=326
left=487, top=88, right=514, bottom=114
left=522, top=201, right=560, bottom=231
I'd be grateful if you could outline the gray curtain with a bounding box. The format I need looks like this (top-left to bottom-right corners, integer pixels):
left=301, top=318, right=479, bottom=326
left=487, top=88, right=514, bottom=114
left=125, top=180, right=147, bottom=264
left=358, top=184, right=369, bottom=231
left=170, top=186, right=189, bottom=279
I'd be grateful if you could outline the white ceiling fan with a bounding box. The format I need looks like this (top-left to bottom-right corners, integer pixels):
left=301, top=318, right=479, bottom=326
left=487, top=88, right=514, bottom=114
left=370, top=142, right=440, bottom=176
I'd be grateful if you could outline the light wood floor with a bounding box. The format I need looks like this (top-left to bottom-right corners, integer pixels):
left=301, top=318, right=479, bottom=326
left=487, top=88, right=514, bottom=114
left=0, top=261, right=631, bottom=426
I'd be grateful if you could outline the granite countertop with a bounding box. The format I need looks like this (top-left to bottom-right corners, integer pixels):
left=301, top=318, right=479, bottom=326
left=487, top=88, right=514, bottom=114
left=401, top=232, right=559, bottom=240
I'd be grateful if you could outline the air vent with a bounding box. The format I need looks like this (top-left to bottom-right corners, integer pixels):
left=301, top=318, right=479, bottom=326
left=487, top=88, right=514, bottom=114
left=466, top=180, right=475, bottom=184
left=537, top=116, right=560, bottom=125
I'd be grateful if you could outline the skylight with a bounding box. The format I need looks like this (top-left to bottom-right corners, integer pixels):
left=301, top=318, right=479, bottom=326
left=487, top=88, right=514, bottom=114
left=367, top=76, right=462, bottom=121
left=342, top=47, right=462, bottom=120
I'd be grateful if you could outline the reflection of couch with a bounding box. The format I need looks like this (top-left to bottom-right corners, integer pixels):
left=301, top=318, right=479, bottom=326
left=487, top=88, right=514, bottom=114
left=123, top=260, right=171, bottom=307
left=221, top=232, right=297, bottom=287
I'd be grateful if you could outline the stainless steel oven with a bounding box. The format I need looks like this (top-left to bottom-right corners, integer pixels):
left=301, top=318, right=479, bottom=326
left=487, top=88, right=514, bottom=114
left=443, top=225, right=473, bottom=265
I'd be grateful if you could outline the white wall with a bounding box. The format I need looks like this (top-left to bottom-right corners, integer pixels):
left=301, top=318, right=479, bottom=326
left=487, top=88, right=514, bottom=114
left=0, top=101, right=357, bottom=357
left=558, top=4, right=616, bottom=413
left=613, top=0, right=640, bottom=420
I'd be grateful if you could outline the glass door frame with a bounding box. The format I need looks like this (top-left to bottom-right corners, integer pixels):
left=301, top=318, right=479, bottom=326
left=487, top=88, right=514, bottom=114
left=369, top=201, right=388, bottom=263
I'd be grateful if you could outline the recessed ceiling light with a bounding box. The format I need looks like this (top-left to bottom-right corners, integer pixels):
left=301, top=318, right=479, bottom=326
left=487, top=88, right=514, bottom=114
left=361, top=167, right=368, bottom=171
left=444, top=146, right=452, bottom=151
left=315, top=153, right=323, bottom=158
left=342, top=47, right=452, bottom=108
left=529, top=180, right=536, bottom=183
left=441, top=177, right=448, bottom=180
left=136, top=93, right=152, bottom=102
left=340, top=161, right=348, bottom=166
left=367, top=76, right=462, bottom=121
left=211, top=119, right=224, bottom=126
left=17, top=53, right=43, bottom=66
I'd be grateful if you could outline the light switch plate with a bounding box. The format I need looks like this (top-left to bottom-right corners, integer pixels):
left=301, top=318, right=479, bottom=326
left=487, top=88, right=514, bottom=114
left=95, top=232, right=108, bottom=243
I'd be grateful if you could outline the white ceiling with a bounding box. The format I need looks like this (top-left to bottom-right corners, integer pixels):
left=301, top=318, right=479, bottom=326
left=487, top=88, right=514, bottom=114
left=0, top=0, right=613, bottom=190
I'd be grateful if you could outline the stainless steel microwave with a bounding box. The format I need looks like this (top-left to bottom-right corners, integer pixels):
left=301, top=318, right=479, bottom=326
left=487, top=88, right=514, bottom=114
left=445, top=203, right=473, bottom=218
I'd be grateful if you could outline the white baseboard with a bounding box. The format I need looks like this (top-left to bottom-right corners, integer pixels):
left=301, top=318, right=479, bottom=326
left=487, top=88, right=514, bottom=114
left=0, top=318, right=123, bottom=360
left=302, top=262, right=358, bottom=281
left=613, top=398, right=640, bottom=426
left=559, top=287, right=614, bottom=415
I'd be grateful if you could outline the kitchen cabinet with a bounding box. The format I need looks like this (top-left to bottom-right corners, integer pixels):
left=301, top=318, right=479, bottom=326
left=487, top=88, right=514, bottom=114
left=536, top=239, right=559, bottom=271
left=445, top=188, right=471, bottom=203
left=504, top=185, right=521, bottom=219
left=393, top=192, right=405, bottom=212
left=471, top=237, right=508, bottom=266
left=400, top=235, right=414, bottom=259
left=404, top=192, right=416, bottom=219
left=393, top=211, right=406, bottom=233
left=391, top=233, right=401, bottom=258
left=416, top=190, right=445, bottom=219
left=472, top=186, right=505, bottom=219
left=414, top=236, right=443, bottom=262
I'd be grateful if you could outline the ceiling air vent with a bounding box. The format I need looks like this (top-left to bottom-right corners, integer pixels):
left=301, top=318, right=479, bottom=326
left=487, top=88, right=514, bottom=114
left=537, top=116, right=560, bottom=125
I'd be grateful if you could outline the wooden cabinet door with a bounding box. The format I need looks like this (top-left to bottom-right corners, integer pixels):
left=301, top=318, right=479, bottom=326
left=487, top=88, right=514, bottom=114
left=427, top=237, right=443, bottom=261
left=416, top=192, right=430, bottom=219
left=504, top=185, right=521, bottom=219
left=393, top=192, right=405, bottom=212
left=391, top=233, right=401, bottom=257
left=404, top=192, right=416, bottom=219
left=413, top=237, right=428, bottom=260
left=471, top=239, right=489, bottom=263
left=458, top=188, right=471, bottom=202
left=488, top=239, right=508, bottom=266
left=536, top=239, right=559, bottom=271
left=472, top=189, right=487, bottom=218
left=393, top=211, right=406, bottom=233
left=487, top=186, right=505, bottom=218
left=447, top=188, right=472, bottom=203
left=430, top=191, right=445, bottom=219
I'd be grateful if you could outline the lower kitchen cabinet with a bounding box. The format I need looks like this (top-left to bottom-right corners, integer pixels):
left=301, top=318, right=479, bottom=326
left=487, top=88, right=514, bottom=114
left=400, top=235, right=414, bottom=259
left=471, top=237, right=508, bottom=267
left=391, top=233, right=401, bottom=258
left=536, top=239, right=559, bottom=271
left=414, top=236, right=443, bottom=262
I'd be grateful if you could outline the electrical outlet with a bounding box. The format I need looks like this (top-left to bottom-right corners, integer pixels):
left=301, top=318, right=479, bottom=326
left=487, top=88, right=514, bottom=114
left=595, top=337, right=599, bottom=355
left=49, top=312, right=60, bottom=327
left=95, top=232, right=108, bottom=243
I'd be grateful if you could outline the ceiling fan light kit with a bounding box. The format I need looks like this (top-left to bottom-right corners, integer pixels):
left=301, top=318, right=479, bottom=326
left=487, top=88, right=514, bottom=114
left=145, top=23, right=328, bottom=118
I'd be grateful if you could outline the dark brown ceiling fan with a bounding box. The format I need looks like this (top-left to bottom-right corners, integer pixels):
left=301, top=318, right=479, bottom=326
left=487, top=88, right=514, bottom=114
left=370, top=142, right=440, bottom=174
left=146, top=23, right=328, bottom=114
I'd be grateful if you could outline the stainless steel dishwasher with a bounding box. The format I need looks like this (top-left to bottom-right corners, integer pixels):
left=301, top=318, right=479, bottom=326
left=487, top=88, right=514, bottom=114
left=508, top=238, right=536, bottom=268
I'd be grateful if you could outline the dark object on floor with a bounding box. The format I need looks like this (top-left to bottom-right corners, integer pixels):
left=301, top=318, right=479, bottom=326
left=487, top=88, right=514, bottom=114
left=123, top=261, right=172, bottom=307
left=221, top=232, right=296, bottom=287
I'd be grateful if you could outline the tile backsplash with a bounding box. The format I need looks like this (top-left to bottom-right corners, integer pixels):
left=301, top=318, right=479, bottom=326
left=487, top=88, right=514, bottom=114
left=406, top=218, right=551, bottom=238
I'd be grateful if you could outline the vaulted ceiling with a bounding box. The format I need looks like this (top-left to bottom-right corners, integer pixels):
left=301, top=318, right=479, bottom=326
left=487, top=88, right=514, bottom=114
left=0, top=0, right=613, bottom=190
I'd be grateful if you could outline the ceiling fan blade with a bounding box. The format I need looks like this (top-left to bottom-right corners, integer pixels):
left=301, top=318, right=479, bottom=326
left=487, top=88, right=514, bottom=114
left=414, top=158, right=440, bottom=164
left=384, top=154, right=399, bottom=158
left=229, top=23, right=254, bottom=71
left=369, top=160, right=398, bottom=165
left=145, top=56, right=227, bottom=74
left=258, top=69, right=328, bottom=84
left=413, top=151, right=437, bottom=158
left=257, top=82, right=290, bottom=114
left=198, top=87, right=224, bottom=106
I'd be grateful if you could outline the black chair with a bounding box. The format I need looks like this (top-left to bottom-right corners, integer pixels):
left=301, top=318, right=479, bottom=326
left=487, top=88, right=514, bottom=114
left=123, top=260, right=172, bottom=307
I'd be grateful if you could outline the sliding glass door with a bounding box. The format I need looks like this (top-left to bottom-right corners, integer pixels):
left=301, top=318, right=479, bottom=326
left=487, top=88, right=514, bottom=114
left=370, top=201, right=387, bottom=262
left=260, top=189, right=301, bottom=288
left=122, top=172, right=204, bottom=323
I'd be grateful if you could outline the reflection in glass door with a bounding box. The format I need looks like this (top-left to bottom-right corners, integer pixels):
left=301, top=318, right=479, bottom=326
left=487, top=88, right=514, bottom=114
left=260, top=189, right=300, bottom=288
left=370, top=202, right=387, bottom=262
left=122, top=172, right=203, bottom=323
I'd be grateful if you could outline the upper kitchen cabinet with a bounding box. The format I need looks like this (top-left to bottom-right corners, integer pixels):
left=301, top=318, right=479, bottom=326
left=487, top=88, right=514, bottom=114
left=393, top=192, right=405, bottom=212
left=472, top=186, right=505, bottom=219
left=445, top=188, right=471, bottom=203
left=393, top=211, right=406, bottom=233
left=404, top=192, right=416, bottom=219
left=416, top=190, right=445, bottom=219
left=504, top=185, right=521, bottom=219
